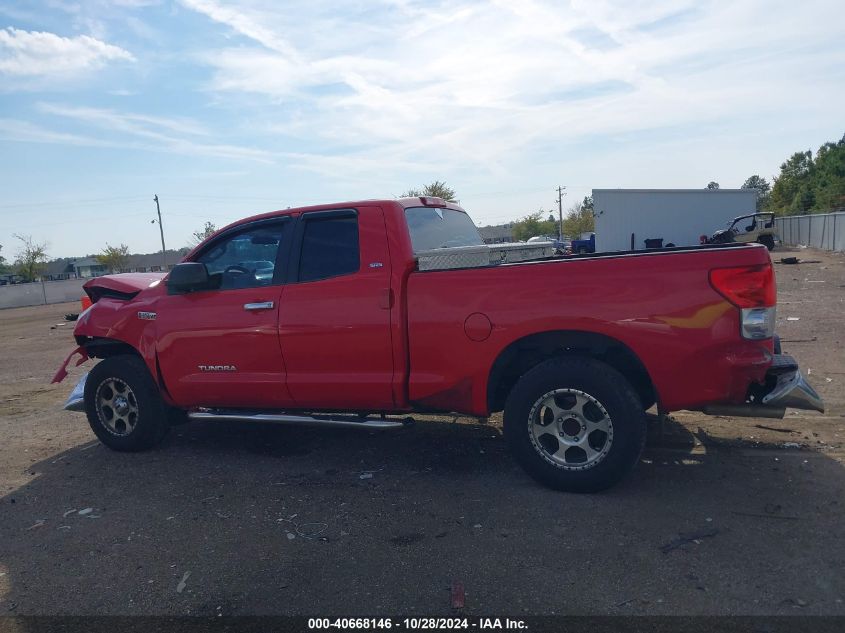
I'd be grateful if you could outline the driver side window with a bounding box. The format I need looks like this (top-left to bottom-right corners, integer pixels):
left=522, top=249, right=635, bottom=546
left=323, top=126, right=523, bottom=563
left=196, top=221, right=287, bottom=290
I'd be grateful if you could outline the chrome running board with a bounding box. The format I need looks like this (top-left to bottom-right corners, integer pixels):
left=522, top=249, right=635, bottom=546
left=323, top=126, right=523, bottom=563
left=188, top=410, right=411, bottom=430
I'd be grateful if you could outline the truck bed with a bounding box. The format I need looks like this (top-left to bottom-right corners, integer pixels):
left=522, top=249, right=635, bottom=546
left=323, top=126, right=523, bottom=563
left=406, top=242, right=774, bottom=416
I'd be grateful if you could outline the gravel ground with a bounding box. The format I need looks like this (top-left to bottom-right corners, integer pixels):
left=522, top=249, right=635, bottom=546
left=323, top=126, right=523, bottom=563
left=0, top=247, right=843, bottom=616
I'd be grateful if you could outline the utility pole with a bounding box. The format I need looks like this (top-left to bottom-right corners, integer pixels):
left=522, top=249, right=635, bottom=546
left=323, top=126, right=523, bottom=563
left=556, top=186, right=567, bottom=241
left=153, top=194, right=167, bottom=270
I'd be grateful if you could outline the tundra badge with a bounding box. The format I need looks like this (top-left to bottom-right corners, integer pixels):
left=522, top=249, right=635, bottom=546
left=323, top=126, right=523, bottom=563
left=137, top=311, right=157, bottom=320
left=198, top=365, right=237, bottom=372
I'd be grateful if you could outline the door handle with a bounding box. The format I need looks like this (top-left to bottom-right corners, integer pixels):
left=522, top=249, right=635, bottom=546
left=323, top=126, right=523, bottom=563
left=244, top=301, right=274, bottom=311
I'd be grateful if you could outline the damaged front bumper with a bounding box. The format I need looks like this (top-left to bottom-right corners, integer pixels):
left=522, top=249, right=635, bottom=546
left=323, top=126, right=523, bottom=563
left=63, top=373, right=87, bottom=412
left=703, top=354, right=824, bottom=419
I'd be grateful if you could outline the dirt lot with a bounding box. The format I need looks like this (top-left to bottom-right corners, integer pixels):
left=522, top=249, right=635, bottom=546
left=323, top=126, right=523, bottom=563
left=0, top=247, right=843, bottom=616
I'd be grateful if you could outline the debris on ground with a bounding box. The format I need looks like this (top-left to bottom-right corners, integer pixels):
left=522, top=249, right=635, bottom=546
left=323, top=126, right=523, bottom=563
left=732, top=511, right=800, bottom=521
left=451, top=581, right=465, bottom=609
left=659, top=527, right=719, bottom=553
left=77, top=508, right=93, bottom=516
left=786, top=317, right=800, bottom=321
left=358, top=466, right=384, bottom=480
left=782, top=442, right=801, bottom=449
left=277, top=516, right=328, bottom=540
left=176, top=571, right=190, bottom=593
left=755, top=424, right=795, bottom=434
left=26, top=519, right=46, bottom=530
left=780, top=257, right=800, bottom=265
left=64, top=313, right=79, bottom=321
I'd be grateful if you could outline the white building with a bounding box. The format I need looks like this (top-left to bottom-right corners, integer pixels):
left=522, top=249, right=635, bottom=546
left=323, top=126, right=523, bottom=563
left=592, top=189, right=757, bottom=252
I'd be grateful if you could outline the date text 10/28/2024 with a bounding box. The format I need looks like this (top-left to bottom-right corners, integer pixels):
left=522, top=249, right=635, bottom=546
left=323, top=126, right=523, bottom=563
left=308, top=618, right=528, bottom=630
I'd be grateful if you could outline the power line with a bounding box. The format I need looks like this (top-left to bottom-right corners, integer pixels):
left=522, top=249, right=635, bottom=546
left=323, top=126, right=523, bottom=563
left=0, top=211, right=151, bottom=231
left=0, top=195, right=149, bottom=211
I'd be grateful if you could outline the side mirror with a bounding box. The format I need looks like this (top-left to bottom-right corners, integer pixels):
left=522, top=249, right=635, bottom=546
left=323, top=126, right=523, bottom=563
left=167, top=262, right=210, bottom=293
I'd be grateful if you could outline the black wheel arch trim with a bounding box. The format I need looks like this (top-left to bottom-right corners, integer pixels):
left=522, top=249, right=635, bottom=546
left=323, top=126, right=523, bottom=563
left=487, top=330, right=659, bottom=413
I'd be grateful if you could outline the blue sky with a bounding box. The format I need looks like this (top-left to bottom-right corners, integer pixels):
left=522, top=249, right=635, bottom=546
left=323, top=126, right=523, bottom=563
left=1, top=0, right=843, bottom=258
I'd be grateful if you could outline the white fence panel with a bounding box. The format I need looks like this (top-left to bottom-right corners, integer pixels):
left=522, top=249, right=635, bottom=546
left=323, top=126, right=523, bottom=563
left=776, top=212, right=845, bottom=252
left=0, top=278, right=86, bottom=310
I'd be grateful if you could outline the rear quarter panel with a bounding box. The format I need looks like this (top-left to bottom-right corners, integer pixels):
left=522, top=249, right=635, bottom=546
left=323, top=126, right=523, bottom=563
left=406, top=245, right=774, bottom=416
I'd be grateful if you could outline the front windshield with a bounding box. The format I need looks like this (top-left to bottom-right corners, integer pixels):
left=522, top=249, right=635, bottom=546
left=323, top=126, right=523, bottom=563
left=404, top=206, right=484, bottom=252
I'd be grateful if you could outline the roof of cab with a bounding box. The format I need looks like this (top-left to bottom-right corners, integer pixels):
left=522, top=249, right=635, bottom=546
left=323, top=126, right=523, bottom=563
left=215, top=197, right=466, bottom=234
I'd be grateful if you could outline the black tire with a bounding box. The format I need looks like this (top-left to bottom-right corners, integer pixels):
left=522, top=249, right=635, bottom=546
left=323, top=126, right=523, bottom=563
left=758, top=235, right=775, bottom=251
left=503, top=357, right=646, bottom=493
left=84, top=355, right=170, bottom=451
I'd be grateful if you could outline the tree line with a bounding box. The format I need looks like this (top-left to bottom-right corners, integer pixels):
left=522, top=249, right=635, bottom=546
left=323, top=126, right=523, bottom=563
left=5, top=143, right=841, bottom=283
left=729, top=132, right=845, bottom=215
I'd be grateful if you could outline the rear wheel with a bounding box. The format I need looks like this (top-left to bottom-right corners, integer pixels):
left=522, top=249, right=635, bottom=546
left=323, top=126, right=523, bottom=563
left=758, top=235, right=775, bottom=250
left=84, top=355, right=170, bottom=451
left=503, top=357, right=646, bottom=492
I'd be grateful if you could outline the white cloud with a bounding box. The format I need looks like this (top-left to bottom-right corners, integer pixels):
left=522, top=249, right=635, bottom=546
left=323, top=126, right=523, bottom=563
left=37, top=103, right=210, bottom=137
left=177, top=0, right=845, bottom=182
left=0, top=117, right=113, bottom=147
left=34, top=102, right=272, bottom=162
left=179, top=0, right=301, bottom=59
left=0, top=27, right=135, bottom=77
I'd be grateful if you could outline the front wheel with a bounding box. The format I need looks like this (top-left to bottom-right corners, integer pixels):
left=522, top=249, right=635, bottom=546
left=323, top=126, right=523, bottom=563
left=503, top=357, right=646, bottom=492
left=84, top=355, right=170, bottom=451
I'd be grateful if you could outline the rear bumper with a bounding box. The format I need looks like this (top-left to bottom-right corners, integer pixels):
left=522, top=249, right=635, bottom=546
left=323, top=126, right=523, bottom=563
left=702, top=354, right=824, bottom=419
left=761, top=360, right=824, bottom=412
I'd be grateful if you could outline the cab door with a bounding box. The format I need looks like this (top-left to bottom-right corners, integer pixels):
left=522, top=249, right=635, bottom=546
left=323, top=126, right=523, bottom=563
left=278, top=207, right=395, bottom=410
left=155, top=217, right=295, bottom=408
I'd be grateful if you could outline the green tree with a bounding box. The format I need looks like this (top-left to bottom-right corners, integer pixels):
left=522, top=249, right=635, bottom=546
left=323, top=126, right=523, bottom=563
left=0, top=244, right=9, bottom=274
left=706, top=181, right=720, bottom=190
left=190, top=221, right=218, bottom=247
left=770, top=150, right=813, bottom=214
left=562, top=202, right=595, bottom=238
left=401, top=180, right=457, bottom=201
left=807, top=137, right=845, bottom=211
left=13, top=234, right=49, bottom=282
left=511, top=210, right=558, bottom=241
left=758, top=133, right=845, bottom=215
left=96, top=243, right=130, bottom=273
left=581, top=195, right=594, bottom=212
left=741, top=175, right=771, bottom=211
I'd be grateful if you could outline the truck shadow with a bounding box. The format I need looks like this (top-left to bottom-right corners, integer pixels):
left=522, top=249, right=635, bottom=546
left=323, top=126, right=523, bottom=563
left=1, top=414, right=843, bottom=615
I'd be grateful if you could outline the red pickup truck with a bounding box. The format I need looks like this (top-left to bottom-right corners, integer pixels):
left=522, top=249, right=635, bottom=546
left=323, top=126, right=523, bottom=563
left=53, top=197, right=823, bottom=492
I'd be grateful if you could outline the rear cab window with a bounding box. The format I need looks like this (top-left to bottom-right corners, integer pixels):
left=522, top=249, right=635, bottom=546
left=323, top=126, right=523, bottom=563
left=404, top=206, right=484, bottom=252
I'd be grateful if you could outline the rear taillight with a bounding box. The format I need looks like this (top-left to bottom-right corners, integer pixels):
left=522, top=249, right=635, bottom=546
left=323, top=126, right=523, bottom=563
left=709, top=264, right=776, bottom=340
left=709, top=264, right=775, bottom=308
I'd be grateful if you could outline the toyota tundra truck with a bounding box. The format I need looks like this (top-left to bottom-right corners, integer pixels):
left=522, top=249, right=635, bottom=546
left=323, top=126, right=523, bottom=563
left=52, top=197, right=824, bottom=492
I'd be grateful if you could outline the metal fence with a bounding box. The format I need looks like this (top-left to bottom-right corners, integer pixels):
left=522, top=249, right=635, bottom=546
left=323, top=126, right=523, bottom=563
left=0, top=278, right=86, bottom=310
left=775, top=212, right=845, bottom=252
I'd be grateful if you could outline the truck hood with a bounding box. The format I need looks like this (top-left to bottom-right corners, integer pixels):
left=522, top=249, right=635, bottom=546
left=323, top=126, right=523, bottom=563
left=83, top=272, right=166, bottom=301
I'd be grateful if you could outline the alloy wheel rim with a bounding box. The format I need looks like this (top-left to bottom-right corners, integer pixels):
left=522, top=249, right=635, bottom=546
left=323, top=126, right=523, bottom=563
left=527, top=388, right=613, bottom=470
left=95, top=377, right=139, bottom=436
